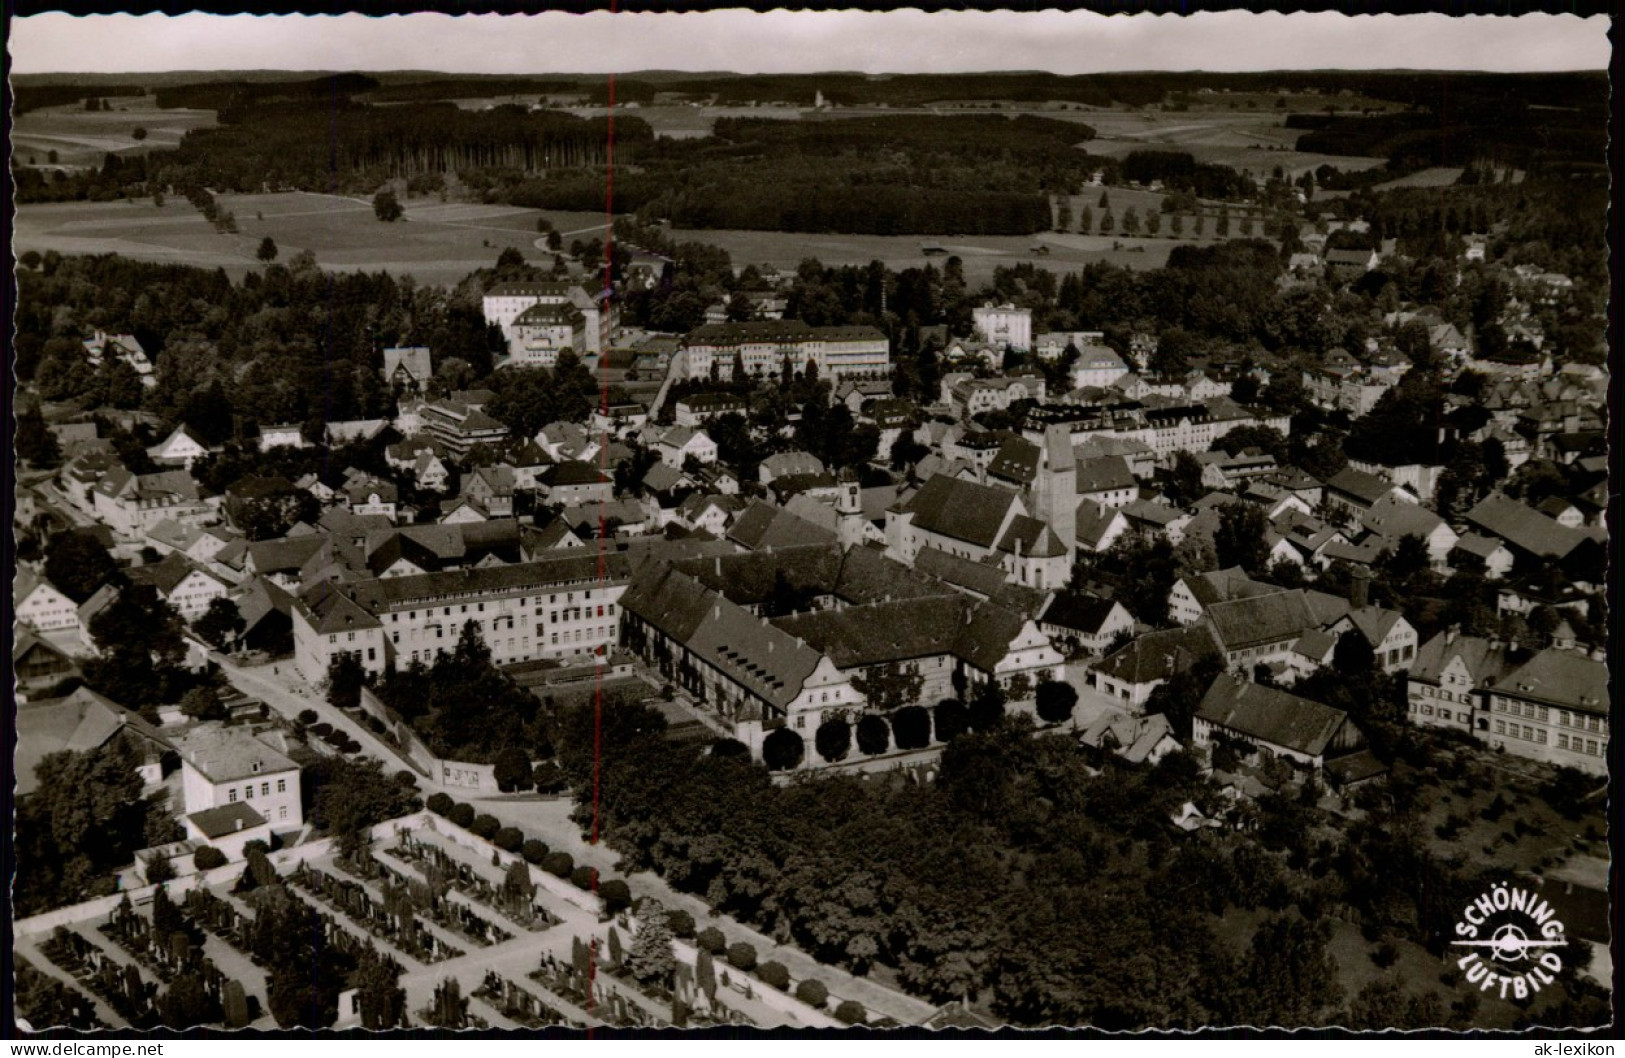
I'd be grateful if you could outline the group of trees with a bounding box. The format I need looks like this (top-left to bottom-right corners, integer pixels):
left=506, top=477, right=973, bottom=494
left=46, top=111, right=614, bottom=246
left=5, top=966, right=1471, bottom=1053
left=371, top=621, right=552, bottom=763
left=556, top=698, right=1414, bottom=1026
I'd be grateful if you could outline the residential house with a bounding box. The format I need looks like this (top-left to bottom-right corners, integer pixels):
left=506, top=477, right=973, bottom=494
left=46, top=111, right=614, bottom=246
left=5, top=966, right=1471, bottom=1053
left=1325, top=605, right=1418, bottom=674
left=673, top=393, right=749, bottom=428
left=1324, top=466, right=1413, bottom=521
left=1194, top=673, right=1364, bottom=770
left=461, top=465, right=517, bottom=518
left=173, top=725, right=303, bottom=857
left=14, top=570, right=83, bottom=636
left=15, top=631, right=79, bottom=699
left=760, top=451, right=826, bottom=485
left=1068, top=344, right=1130, bottom=390
left=1120, top=498, right=1193, bottom=544
left=1325, top=247, right=1377, bottom=279
left=129, top=551, right=231, bottom=621
left=16, top=688, right=170, bottom=797
left=345, top=476, right=399, bottom=520
left=972, top=303, right=1033, bottom=352
left=147, top=425, right=213, bottom=469
left=382, top=346, right=434, bottom=393
left=1078, top=712, right=1182, bottom=766
left=539, top=461, right=615, bottom=507
left=1167, top=566, right=1277, bottom=626
left=1089, top=621, right=1223, bottom=709
left=419, top=401, right=510, bottom=460
left=1037, top=593, right=1135, bottom=656
left=93, top=468, right=214, bottom=541
left=1405, top=630, right=1511, bottom=736
left=256, top=424, right=308, bottom=451
left=1073, top=499, right=1130, bottom=555
left=1074, top=456, right=1137, bottom=510
left=1359, top=493, right=1458, bottom=568
left=656, top=426, right=718, bottom=470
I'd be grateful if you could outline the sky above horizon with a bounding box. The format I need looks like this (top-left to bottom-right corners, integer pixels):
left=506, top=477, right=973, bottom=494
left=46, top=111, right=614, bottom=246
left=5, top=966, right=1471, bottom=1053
left=9, top=11, right=1611, bottom=76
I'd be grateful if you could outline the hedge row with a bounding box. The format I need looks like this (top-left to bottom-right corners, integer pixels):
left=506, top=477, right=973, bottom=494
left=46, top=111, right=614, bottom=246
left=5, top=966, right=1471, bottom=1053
left=423, top=794, right=632, bottom=913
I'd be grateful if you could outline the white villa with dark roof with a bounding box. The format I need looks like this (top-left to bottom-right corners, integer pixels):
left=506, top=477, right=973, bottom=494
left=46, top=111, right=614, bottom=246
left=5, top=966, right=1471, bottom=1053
left=173, top=725, right=303, bottom=860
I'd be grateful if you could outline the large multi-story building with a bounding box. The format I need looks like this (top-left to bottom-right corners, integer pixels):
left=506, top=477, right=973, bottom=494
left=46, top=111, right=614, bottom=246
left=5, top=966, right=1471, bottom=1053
left=173, top=725, right=303, bottom=858
left=680, top=320, right=890, bottom=381
left=506, top=303, right=586, bottom=367
left=1022, top=399, right=1290, bottom=462
left=483, top=282, right=611, bottom=355
left=972, top=303, right=1033, bottom=353
left=417, top=400, right=511, bottom=461
left=291, top=553, right=631, bottom=684
left=1478, top=648, right=1609, bottom=777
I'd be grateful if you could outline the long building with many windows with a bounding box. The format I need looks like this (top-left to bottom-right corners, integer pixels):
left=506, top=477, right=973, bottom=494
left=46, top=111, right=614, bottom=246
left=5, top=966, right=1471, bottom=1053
left=292, top=553, right=630, bottom=683
left=681, top=320, right=890, bottom=381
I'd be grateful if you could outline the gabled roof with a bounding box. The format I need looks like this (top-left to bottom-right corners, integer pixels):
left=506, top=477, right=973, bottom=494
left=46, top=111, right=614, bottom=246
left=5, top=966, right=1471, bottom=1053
left=1121, top=498, right=1189, bottom=528
left=1039, top=592, right=1125, bottom=635
left=726, top=502, right=839, bottom=551
left=1336, top=605, right=1407, bottom=647
left=1409, top=631, right=1511, bottom=687
left=619, top=566, right=821, bottom=709
left=543, top=461, right=611, bottom=487
left=1074, top=455, right=1136, bottom=495
left=1207, top=590, right=1318, bottom=651
left=761, top=451, right=826, bottom=479
left=1092, top=621, right=1223, bottom=686
left=901, top=475, right=1022, bottom=550
left=997, top=514, right=1066, bottom=559
left=1177, top=567, right=1277, bottom=609
left=915, top=546, right=1011, bottom=599
left=1361, top=493, right=1449, bottom=544
left=1074, top=499, right=1126, bottom=551
left=248, top=535, right=329, bottom=575
left=16, top=688, right=169, bottom=797
left=1197, top=674, right=1350, bottom=758
left=1489, top=649, right=1608, bottom=716
left=1326, top=467, right=1397, bottom=506
left=774, top=594, right=1030, bottom=675
left=296, top=582, right=384, bottom=634
left=1464, top=493, right=1586, bottom=559
left=987, top=437, right=1040, bottom=486
left=129, top=551, right=225, bottom=596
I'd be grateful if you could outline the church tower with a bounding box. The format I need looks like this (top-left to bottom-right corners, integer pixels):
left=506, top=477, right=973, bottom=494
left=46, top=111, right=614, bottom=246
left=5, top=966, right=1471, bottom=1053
left=837, top=468, right=866, bottom=550
left=1031, top=423, right=1077, bottom=564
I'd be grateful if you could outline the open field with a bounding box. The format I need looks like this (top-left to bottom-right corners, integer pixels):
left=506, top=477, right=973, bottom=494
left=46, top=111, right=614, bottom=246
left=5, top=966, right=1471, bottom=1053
left=666, top=226, right=1196, bottom=284
left=15, top=192, right=611, bottom=287
left=13, top=98, right=217, bottom=169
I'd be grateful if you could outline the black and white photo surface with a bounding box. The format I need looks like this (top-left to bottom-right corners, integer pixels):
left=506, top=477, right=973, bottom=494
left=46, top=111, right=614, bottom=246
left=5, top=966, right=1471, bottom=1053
left=7, top=8, right=1614, bottom=1035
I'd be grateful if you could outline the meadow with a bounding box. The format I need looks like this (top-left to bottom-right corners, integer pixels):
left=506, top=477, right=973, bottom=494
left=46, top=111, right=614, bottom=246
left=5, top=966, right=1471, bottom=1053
left=13, top=97, right=217, bottom=170
left=14, top=192, right=609, bottom=287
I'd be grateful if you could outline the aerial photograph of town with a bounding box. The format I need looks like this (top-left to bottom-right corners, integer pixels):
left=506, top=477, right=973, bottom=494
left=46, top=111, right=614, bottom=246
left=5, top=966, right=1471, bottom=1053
left=6, top=7, right=1615, bottom=1040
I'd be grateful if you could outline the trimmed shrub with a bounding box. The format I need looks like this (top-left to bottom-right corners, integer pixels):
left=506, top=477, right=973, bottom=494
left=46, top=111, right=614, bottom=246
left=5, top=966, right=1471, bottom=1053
left=726, top=941, right=757, bottom=971
left=834, top=1000, right=867, bottom=1026
left=665, top=908, right=695, bottom=938
left=710, top=738, right=750, bottom=759
left=932, top=699, right=970, bottom=742
left=600, top=878, right=632, bottom=915
left=193, top=846, right=228, bottom=872
left=891, top=705, right=930, bottom=750
left=762, top=728, right=804, bottom=771
left=795, top=979, right=829, bottom=1008
left=531, top=761, right=567, bottom=794
left=543, top=851, right=574, bottom=878
left=470, top=814, right=501, bottom=840
left=815, top=717, right=851, bottom=763
left=697, top=927, right=727, bottom=954
left=570, top=865, right=597, bottom=891
left=447, top=802, right=475, bottom=828
left=522, top=839, right=550, bottom=865
left=757, top=960, right=790, bottom=991
left=394, top=769, right=418, bottom=786
left=297, top=709, right=318, bottom=725
left=855, top=714, right=890, bottom=756
left=494, top=827, right=525, bottom=853
left=310, top=722, right=333, bottom=737
left=426, top=792, right=454, bottom=816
